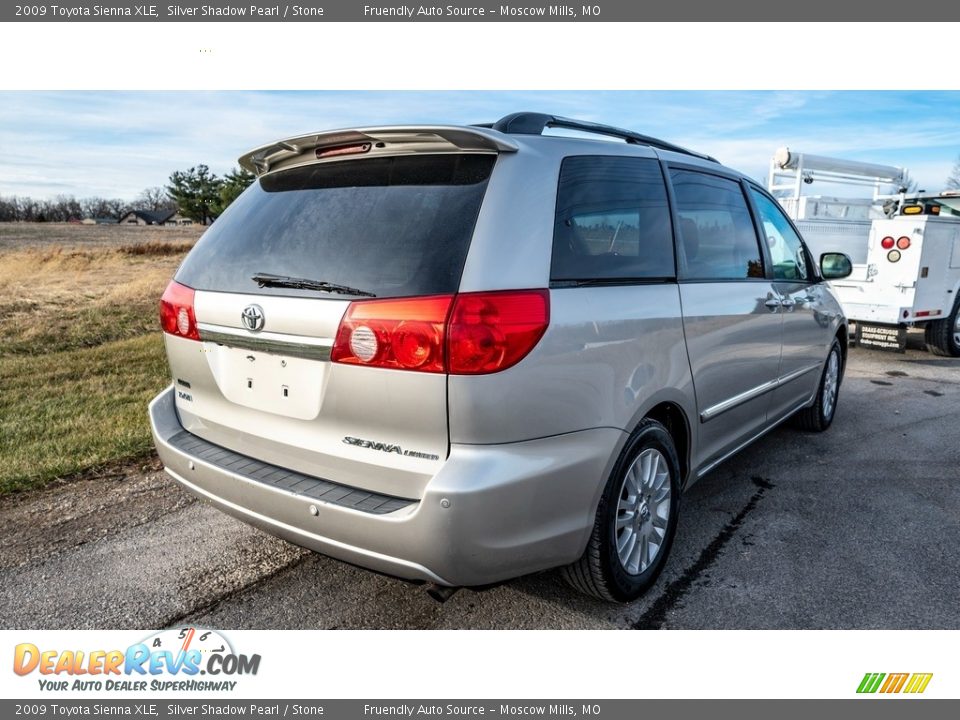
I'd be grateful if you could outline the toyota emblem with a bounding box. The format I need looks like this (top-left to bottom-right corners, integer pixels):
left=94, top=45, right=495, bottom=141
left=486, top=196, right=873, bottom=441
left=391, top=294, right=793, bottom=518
left=241, top=304, right=265, bottom=331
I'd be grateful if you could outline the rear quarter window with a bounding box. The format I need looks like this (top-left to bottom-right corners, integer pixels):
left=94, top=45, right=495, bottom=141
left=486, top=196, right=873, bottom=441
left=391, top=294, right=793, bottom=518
left=175, top=154, right=496, bottom=299
left=551, top=156, right=675, bottom=283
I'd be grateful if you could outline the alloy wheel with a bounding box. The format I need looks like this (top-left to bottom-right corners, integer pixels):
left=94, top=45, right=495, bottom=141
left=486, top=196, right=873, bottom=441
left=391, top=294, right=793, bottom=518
left=615, top=448, right=671, bottom=575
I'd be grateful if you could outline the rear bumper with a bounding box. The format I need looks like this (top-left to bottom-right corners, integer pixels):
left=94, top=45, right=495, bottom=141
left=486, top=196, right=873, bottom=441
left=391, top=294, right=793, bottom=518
left=831, top=283, right=911, bottom=325
left=149, top=386, right=622, bottom=586
left=842, top=303, right=908, bottom=325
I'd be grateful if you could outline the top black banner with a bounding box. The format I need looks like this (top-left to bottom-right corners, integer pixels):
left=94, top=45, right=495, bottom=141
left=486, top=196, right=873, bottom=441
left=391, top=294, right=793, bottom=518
left=4, top=0, right=945, bottom=21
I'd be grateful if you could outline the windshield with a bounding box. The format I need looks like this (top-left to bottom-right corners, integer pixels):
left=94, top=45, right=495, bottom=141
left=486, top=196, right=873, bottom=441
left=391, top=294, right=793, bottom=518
left=176, top=153, right=496, bottom=299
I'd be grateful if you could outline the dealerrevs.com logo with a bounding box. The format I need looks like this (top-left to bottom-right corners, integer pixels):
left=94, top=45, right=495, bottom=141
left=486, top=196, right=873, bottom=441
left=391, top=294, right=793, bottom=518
left=857, top=672, right=933, bottom=695
left=13, top=627, right=261, bottom=693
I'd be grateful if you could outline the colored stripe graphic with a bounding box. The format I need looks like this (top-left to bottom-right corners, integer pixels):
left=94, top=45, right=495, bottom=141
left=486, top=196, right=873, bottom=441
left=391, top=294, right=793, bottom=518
left=857, top=673, right=885, bottom=693
left=904, top=673, right=933, bottom=694
left=880, top=673, right=909, bottom=693
left=857, top=672, right=932, bottom=694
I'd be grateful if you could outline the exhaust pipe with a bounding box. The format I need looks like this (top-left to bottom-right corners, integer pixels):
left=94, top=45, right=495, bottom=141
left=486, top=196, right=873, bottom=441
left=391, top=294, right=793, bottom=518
left=425, top=583, right=460, bottom=603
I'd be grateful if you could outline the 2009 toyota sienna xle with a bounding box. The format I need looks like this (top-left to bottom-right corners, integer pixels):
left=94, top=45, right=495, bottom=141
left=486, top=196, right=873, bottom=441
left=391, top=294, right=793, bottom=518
left=149, top=112, right=854, bottom=602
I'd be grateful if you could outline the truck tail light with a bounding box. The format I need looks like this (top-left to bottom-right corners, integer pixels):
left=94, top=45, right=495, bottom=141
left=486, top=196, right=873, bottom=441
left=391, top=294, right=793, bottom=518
left=331, top=289, right=550, bottom=375
left=160, top=280, right=200, bottom=341
left=881, top=236, right=895, bottom=250
left=896, top=236, right=911, bottom=250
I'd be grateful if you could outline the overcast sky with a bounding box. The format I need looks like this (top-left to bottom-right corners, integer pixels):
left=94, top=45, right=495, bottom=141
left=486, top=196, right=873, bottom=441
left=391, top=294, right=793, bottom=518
left=1, top=90, right=959, bottom=200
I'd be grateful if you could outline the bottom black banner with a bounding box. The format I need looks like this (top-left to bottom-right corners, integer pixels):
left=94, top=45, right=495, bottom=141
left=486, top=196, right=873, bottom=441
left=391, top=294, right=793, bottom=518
left=2, top=700, right=957, bottom=720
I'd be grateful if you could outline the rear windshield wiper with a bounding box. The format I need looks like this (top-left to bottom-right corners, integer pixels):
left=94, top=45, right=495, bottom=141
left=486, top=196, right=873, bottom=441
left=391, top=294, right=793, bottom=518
left=251, top=273, right=376, bottom=297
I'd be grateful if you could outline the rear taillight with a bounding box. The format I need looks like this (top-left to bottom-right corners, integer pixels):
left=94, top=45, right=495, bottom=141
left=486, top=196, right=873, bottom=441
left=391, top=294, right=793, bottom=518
left=160, top=280, right=200, bottom=341
left=897, top=236, right=911, bottom=250
left=330, top=289, right=550, bottom=375
left=447, top=290, right=550, bottom=374
left=881, top=236, right=895, bottom=250
left=331, top=295, right=453, bottom=373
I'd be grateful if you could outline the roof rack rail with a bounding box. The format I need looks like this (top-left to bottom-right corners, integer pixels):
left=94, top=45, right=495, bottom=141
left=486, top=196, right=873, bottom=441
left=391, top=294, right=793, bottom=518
left=476, top=112, right=718, bottom=163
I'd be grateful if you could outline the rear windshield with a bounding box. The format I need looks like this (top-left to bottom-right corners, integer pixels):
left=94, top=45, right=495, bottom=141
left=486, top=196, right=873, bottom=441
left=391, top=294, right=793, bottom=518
left=175, top=154, right=496, bottom=299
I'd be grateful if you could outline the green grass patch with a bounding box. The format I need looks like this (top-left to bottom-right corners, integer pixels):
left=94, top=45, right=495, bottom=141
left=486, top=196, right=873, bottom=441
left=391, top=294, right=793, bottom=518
left=0, top=334, right=171, bottom=494
left=0, top=297, right=160, bottom=357
left=0, top=233, right=193, bottom=495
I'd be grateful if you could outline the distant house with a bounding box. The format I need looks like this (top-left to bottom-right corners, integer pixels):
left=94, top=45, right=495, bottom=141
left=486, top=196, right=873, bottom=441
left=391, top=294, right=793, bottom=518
left=163, top=212, right=195, bottom=227
left=81, top=217, right=117, bottom=225
left=118, top=209, right=199, bottom=226
left=119, top=209, right=176, bottom=226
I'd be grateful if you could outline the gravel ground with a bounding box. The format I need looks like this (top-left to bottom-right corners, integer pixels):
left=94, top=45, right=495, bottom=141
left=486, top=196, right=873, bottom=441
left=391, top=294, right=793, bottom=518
left=2, top=343, right=958, bottom=630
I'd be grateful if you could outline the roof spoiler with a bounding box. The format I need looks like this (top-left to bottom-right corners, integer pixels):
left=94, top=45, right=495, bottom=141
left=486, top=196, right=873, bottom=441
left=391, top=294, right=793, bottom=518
left=239, top=125, right=519, bottom=176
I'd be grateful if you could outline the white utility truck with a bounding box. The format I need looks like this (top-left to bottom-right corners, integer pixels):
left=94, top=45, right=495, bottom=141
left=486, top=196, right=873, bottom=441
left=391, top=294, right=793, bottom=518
left=769, top=147, right=960, bottom=356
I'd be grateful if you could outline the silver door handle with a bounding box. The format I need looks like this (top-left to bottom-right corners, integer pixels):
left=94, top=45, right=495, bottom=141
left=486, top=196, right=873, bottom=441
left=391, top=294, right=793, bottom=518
left=780, top=298, right=796, bottom=308
left=765, top=298, right=782, bottom=310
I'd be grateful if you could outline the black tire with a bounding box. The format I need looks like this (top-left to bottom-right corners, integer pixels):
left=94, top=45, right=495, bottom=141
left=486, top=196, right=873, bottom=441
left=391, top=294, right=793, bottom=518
left=792, top=337, right=843, bottom=432
left=562, top=419, right=681, bottom=603
left=924, top=296, right=960, bottom=357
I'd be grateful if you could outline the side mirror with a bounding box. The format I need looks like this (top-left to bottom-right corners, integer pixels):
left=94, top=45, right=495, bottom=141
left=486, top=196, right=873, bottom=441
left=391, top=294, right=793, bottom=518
left=820, top=252, right=853, bottom=280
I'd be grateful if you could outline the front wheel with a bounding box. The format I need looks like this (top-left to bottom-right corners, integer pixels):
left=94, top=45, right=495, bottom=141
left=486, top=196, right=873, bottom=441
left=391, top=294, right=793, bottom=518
left=562, top=420, right=681, bottom=602
left=792, top=338, right=842, bottom=432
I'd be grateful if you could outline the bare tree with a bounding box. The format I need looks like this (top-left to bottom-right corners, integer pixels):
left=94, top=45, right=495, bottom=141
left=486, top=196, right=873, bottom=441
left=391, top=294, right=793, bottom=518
left=0, top=189, right=162, bottom=224
left=18, top=197, right=40, bottom=222
left=81, top=197, right=127, bottom=220
left=947, top=155, right=960, bottom=190
left=897, top=170, right=919, bottom=194
left=51, top=195, right=83, bottom=222
left=82, top=197, right=107, bottom=219
left=134, top=186, right=176, bottom=212
left=0, top=196, right=19, bottom=222
left=106, top=198, right=129, bottom=220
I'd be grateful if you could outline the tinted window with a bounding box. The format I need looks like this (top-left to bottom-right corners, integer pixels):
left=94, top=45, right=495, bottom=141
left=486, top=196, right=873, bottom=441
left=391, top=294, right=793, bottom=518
left=670, top=169, right=764, bottom=281
left=176, top=154, right=495, bottom=299
left=750, top=188, right=811, bottom=281
left=552, top=156, right=674, bottom=282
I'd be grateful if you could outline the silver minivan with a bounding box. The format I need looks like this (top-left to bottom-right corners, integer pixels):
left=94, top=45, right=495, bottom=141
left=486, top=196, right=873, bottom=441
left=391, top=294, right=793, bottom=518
left=150, top=113, right=852, bottom=602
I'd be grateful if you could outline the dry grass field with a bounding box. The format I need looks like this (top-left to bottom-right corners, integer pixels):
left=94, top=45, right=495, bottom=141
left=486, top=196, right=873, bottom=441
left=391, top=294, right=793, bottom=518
left=0, top=222, right=202, bottom=251
left=0, top=223, right=203, bottom=493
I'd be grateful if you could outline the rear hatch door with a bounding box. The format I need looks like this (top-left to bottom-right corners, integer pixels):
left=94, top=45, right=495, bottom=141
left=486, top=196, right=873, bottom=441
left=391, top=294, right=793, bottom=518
left=167, top=152, right=497, bottom=499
